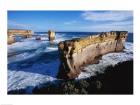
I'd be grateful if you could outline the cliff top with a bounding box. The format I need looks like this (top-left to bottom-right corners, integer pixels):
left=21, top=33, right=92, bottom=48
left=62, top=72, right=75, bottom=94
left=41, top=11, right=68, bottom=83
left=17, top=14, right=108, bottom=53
left=58, top=31, right=128, bottom=52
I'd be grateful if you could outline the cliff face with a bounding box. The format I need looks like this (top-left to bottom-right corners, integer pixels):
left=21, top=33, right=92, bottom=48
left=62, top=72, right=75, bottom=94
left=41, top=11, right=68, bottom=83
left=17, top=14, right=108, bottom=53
left=8, top=29, right=32, bottom=38
left=8, top=36, right=15, bottom=44
left=8, top=29, right=33, bottom=44
left=57, top=31, right=128, bottom=79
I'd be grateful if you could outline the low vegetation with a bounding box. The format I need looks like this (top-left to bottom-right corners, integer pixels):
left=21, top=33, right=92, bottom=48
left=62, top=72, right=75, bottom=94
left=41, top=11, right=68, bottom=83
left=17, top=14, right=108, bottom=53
left=8, top=60, right=133, bottom=94
left=33, top=60, right=133, bottom=94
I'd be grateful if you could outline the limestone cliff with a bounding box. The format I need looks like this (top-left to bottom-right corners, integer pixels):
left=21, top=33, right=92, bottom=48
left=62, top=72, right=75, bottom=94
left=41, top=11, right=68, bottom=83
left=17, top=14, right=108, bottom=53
left=8, top=29, right=32, bottom=38
left=57, top=31, right=128, bottom=79
left=8, top=29, right=33, bottom=44
left=8, top=36, right=15, bottom=44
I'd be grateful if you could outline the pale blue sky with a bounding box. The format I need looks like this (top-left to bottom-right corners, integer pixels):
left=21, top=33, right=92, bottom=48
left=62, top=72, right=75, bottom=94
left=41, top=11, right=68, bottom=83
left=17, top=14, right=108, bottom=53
left=8, top=11, right=133, bottom=32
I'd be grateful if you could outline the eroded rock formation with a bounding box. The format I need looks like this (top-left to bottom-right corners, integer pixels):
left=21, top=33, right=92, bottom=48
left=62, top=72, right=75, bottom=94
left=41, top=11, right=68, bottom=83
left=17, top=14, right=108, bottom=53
left=57, top=31, right=128, bottom=79
left=8, top=29, right=33, bottom=44
left=48, top=30, right=55, bottom=43
left=8, top=29, right=32, bottom=38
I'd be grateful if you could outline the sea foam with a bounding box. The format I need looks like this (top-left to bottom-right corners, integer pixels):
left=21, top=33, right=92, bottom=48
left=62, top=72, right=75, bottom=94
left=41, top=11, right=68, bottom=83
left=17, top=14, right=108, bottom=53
left=8, top=34, right=133, bottom=93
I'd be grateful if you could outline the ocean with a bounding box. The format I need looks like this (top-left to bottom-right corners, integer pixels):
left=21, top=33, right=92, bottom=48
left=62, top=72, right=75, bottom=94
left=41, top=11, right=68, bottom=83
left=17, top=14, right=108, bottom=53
left=34, top=32, right=133, bottom=42
left=14, top=32, right=133, bottom=43
left=8, top=32, right=133, bottom=92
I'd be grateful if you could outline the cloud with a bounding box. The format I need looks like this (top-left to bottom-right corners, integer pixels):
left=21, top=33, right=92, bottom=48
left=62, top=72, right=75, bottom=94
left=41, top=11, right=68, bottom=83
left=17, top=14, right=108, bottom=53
left=64, top=20, right=77, bottom=25
left=80, top=22, right=133, bottom=32
left=80, top=11, right=133, bottom=32
left=81, top=11, right=133, bottom=22
left=8, top=20, right=35, bottom=29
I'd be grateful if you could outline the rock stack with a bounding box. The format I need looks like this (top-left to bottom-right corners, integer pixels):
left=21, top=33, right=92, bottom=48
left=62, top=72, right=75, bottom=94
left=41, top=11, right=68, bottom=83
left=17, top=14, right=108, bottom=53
left=48, top=30, right=55, bottom=43
left=57, top=31, right=128, bottom=79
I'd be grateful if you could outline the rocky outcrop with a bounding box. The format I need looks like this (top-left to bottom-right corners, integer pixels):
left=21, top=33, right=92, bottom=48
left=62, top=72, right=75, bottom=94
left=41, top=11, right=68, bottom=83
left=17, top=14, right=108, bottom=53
left=8, top=36, right=15, bottom=44
left=8, top=29, right=32, bottom=38
left=48, top=30, right=55, bottom=43
left=8, top=29, right=33, bottom=44
left=57, top=31, right=128, bottom=79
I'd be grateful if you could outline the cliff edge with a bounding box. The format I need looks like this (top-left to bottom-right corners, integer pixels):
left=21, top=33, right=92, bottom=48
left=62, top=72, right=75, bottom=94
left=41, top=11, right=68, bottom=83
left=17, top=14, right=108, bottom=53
left=7, top=29, right=33, bottom=44
left=57, top=31, right=128, bottom=79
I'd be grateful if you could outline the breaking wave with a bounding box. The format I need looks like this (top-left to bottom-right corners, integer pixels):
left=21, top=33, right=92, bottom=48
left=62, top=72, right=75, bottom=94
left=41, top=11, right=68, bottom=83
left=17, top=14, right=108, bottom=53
left=8, top=32, right=133, bottom=92
left=77, top=42, right=133, bottom=79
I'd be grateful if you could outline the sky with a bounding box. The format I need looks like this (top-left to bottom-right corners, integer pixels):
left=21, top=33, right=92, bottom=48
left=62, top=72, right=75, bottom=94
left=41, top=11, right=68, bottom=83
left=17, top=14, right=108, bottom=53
left=8, top=11, right=133, bottom=32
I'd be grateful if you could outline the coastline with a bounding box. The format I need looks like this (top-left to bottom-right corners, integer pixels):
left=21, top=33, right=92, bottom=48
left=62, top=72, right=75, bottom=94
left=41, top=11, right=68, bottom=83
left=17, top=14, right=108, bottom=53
left=8, top=60, right=133, bottom=94
left=7, top=31, right=133, bottom=94
left=33, top=60, right=133, bottom=94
